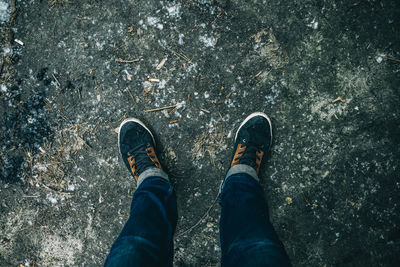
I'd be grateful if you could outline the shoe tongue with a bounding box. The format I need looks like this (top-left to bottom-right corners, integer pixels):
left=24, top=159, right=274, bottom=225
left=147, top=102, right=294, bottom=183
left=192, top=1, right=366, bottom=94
left=132, top=144, right=157, bottom=174
left=239, top=145, right=259, bottom=170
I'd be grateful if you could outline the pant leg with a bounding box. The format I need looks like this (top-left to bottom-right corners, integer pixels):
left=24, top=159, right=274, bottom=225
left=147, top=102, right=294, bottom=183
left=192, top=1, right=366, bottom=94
left=105, top=176, right=178, bottom=267
left=219, top=173, right=292, bottom=267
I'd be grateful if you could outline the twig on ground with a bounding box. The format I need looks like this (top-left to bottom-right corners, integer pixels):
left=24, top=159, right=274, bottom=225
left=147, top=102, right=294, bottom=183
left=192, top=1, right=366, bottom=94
left=147, top=78, right=160, bottom=82
left=195, top=136, right=205, bottom=154
left=143, top=104, right=177, bottom=113
left=125, top=87, right=135, bottom=102
left=77, top=136, right=92, bottom=149
left=166, top=47, right=194, bottom=65
left=156, top=57, right=168, bottom=70
left=119, top=113, right=127, bottom=122
left=65, top=122, right=88, bottom=131
left=14, top=39, right=24, bottom=46
left=52, top=73, right=61, bottom=87
left=176, top=192, right=219, bottom=237
left=9, top=0, right=17, bottom=23
left=41, top=183, right=71, bottom=195
left=382, top=55, right=400, bottom=63
left=113, top=45, right=125, bottom=52
left=253, top=69, right=271, bottom=79
left=109, top=68, right=118, bottom=75
left=332, top=96, right=345, bottom=103
left=37, top=221, right=55, bottom=234
left=116, top=58, right=140, bottom=63
left=92, top=118, right=103, bottom=135
left=0, top=58, right=4, bottom=76
left=253, top=71, right=262, bottom=78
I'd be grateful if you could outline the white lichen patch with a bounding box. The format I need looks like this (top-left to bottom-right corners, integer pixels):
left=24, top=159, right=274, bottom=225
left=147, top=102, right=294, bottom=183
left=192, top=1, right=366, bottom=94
left=46, top=193, right=58, bottom=204
left=311, top=95, right=352, bottom=121
left=166, top=4, right=181, bottom=19
left=95, top=41, right=106, bottom=51
left=199, top=35, right=217, bottom=47
left=0, top=0, right=10, bottom=23
left=96, top=157, right=119, bottom=169
left=264, top=82, right=282, bottom=105
left=0, top=209, right=38, bottom=259
left=307, top=18, right=319, bottom=29
left=336, top=66, right=371, bottom=94
left=147, top=16, right=163, bottom=30
left=252, top=28, right=288, bottom=69
left=39, top=234, right=83, bottom=266
left=2, top=46, right=13, bottom=56
left=178, top=33, right=184, bottom=45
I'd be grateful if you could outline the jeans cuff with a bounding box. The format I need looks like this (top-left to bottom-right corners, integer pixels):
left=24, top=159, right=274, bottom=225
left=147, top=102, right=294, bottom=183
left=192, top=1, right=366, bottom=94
left=137, top=168, right=169, bottom=187
left=225, top=164, right=259, bottom=182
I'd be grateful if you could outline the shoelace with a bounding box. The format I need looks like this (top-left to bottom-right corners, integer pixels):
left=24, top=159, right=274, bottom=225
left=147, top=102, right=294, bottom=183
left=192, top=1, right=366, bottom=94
left=127, top=143, right=156, bottom=174
left=239, top=143, right=262, bottom=170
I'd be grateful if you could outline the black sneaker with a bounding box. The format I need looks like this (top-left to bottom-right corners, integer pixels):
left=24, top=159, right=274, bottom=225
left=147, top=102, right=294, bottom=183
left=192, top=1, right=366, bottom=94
left=118, top=118, right=162, bottom=181
left=230, top=112, right=272, bottom=174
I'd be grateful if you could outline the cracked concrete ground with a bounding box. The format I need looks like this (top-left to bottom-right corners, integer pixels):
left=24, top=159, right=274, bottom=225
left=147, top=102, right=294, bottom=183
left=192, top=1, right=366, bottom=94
left=1, top=0, right=399, bottom=266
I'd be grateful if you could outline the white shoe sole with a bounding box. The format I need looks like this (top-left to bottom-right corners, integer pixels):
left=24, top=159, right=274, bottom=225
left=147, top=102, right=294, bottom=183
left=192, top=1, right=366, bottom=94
left=118, top=118, right=156, bottom=156
left=234, top=112, right=273, bottom=147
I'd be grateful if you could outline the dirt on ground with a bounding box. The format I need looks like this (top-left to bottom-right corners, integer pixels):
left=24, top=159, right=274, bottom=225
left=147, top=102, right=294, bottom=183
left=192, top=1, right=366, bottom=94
left=0, top=0, right=399, bottom=266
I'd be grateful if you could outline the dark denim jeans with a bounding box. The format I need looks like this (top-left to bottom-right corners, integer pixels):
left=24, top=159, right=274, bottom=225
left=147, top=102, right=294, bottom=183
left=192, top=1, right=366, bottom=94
left=105, top=174, right=291, bottom=267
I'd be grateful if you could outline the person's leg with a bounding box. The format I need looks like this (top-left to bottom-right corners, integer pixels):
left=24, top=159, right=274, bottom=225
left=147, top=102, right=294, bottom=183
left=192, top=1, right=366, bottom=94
left=105, top=175, right=177, bottom=266
left=219, top=113, right=291, bottom=267
left=105, top=118, right=177, bottom=267
left=219, top=172, right=291, bottom=266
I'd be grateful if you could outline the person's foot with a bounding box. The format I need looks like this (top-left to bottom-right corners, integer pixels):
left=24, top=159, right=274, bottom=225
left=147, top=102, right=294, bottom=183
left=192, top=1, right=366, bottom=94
left=118, top=118, right=162, bottom=181
left=230, top=112, right=272, bottom=174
